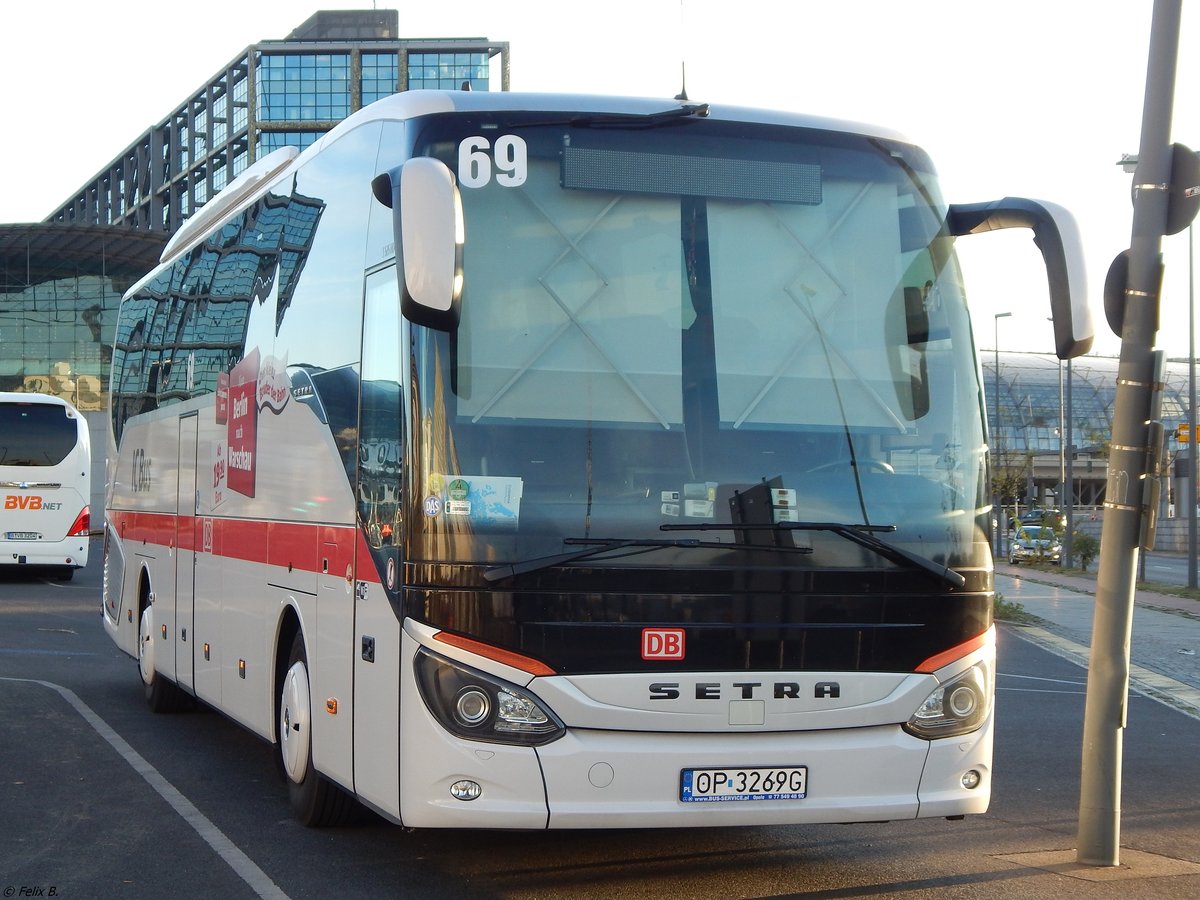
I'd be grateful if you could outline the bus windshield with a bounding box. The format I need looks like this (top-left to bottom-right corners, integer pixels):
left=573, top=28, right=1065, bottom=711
left=406, top=114, right=988, bottom=572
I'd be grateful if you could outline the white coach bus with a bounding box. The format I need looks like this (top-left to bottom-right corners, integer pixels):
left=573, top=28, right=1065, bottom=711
left=102, top=90, right=1091, bottom=828
left=1, top=391, right=91, bottom=579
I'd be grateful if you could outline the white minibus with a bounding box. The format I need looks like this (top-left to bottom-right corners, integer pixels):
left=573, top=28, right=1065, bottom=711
left=1, top=391, right=91, bottom=579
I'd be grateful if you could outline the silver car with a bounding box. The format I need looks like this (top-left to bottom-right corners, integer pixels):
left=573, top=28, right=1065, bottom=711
left=1009, top=525, right=1063, bottom=565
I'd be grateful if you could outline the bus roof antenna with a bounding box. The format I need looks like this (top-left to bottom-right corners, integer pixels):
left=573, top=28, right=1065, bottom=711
left=674, top=1, right=690, bottom=101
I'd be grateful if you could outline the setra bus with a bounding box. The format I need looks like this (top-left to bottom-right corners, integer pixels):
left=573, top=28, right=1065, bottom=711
left=2, top=391, right=91, bottom=579
left=103, top=90, right=1091, bottom=828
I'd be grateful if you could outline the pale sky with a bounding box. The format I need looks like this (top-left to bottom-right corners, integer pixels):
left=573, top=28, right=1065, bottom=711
left=2, top=0, right=1196, bottom=358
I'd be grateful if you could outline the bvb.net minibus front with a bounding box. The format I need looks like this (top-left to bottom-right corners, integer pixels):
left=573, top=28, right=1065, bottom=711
left=103, top=91, right=1091, bottom=829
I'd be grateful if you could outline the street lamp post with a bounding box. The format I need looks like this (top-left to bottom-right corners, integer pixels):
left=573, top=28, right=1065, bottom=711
left=1080, top=1, right=1184, bottom=866
left=1065, top=357, right=1074, bottom=567
left=993, top=312, right=1012, bottom=555
left=1058, top=359, right=1065, bottom=499
left=1189, top=222, right=1197, bottom=588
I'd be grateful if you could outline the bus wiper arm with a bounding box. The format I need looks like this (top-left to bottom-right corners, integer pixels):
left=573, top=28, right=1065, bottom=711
left=660, top=522, right=966, bottom=589
left=808, top=523, right=966, bottom=590
left=483, top=537, right=702, bottom=583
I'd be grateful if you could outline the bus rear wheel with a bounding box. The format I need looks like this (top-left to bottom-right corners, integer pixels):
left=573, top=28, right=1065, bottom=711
left=279, top=632, right=357, bottom=826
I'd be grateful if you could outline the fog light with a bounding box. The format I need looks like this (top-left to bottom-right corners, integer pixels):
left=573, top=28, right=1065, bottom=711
left=961, top=769, right=982, bottom=790
left=450, top=780, right=482, bottom=801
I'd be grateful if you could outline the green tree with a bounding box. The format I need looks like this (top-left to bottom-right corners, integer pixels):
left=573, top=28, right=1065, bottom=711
left=1072, top=530, right=1099, bottom=572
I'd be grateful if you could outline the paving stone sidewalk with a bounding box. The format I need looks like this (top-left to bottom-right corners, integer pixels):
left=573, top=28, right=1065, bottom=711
left=995, top=560, right=1200, bottom=701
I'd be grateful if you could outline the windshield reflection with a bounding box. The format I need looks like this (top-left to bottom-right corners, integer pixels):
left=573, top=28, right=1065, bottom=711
left=406, top=118, right=988, bottom=573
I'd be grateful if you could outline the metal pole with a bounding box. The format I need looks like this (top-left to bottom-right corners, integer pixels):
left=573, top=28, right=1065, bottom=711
left=1189, top=223, right=1197, bottom=589
left=995, top=335, right=1000, bottom=555
left=1077, top=0, right=1181, bottom=867
left=1059, top=357, right=1066, bottom=508
left=994, top=313, right=1011, bottom=555
left=1065, top=358, right=1074, bottom=567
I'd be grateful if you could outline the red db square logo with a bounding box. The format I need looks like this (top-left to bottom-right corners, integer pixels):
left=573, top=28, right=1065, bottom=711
left=642, top=628, right=685, bottom=660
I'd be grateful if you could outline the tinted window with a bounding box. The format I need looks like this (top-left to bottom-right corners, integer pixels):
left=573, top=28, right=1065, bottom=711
left=0, top=402, right=78, bottom=466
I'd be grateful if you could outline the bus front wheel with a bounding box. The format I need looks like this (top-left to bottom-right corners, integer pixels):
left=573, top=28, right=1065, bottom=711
left=138, top=601, right=189, bottom=713
left=279, top=632, right=357, bottom=826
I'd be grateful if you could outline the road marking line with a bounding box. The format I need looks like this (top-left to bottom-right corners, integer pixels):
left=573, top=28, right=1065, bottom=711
left=1000, top=672, right=1088, bottom=686
left=1008, top=627, right=1200, bottom=721
left=1, top=676, right=290, bottom=900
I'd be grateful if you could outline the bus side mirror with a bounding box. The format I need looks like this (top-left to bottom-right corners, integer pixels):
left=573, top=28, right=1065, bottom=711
left=373, top=158, right=464, bottom=331
left=947, top=197, right=1093, bottom=359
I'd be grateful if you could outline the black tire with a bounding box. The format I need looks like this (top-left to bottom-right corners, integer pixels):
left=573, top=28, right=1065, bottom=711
left=138, top=601, right=191, bottom=713
left=278, top=632, right=358, bottom=826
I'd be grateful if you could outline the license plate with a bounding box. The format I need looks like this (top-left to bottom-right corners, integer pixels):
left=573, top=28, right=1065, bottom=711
left=680, top=766, right=807, bottom=802
left=5, top=532, right=39, bottom=541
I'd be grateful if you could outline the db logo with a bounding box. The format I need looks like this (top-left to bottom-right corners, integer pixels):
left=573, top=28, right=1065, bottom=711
left=641, top=628, right=685, bottom=660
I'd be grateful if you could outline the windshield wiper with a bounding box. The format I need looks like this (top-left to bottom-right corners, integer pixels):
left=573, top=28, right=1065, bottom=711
left=482, top=531, right=818, bottom=583
left=483, top=538, right=702, bottom=583
left=661, top=522, right=966, bottom=589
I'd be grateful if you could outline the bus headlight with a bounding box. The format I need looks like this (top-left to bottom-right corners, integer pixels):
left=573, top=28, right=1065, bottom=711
left=414, top=647, right=565, bottom=746
left=904, top=660, right=992, bottom=740
left=454, top=688, right=491, bottom=726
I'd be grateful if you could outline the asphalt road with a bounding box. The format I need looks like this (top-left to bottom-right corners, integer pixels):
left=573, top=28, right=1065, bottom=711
left=1140, top=551, right=1199, bottom=587
left=3, top=542, right=1199, bottom=899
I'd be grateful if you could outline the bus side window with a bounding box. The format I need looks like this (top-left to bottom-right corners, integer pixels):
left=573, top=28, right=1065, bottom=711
left=361, top=265, right=405, bottom=552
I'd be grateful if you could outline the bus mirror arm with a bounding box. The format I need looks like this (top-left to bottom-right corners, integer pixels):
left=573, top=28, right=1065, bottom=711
left=374, top=159, right=465, bottom=331
left=947, top=198, right=1093, bottom=360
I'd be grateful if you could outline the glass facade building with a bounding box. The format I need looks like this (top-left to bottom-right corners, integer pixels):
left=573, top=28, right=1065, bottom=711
left=45, top=10, right=509, bottom=234
left=982, top=350, right=1196, bottom=509
left=0, top=225, right=167, bottom=410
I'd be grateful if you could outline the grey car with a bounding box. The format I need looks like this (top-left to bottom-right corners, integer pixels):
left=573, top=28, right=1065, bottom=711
left=1009, top=525, right=1063, bottom=565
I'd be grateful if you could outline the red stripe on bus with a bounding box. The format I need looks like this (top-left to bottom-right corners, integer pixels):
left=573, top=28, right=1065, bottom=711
left=109, top=510, right=374, bottom=581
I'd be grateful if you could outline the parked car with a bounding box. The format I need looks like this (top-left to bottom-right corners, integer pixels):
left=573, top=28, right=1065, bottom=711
left=1009, top=525, right=1063, bottom=565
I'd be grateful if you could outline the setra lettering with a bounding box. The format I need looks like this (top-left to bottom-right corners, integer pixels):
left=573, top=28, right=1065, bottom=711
left=646, top=680, right=841, bottom=701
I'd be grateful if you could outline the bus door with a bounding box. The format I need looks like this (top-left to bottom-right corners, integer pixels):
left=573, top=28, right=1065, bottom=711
left=175, top=413, right=199, bottom=691
left=350, top=263, right=404, bottom=816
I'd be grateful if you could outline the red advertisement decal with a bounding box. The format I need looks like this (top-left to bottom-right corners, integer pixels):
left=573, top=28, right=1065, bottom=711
left=227, top=349, right=259, bottom=498
left=216, top=372, right=229, bottom=424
